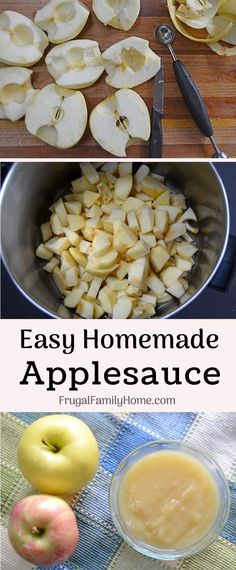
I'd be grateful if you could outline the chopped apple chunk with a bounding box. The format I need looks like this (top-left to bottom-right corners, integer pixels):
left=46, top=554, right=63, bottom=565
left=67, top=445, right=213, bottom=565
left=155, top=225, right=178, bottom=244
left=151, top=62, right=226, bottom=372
left=36, top=164, right=198, bottom=318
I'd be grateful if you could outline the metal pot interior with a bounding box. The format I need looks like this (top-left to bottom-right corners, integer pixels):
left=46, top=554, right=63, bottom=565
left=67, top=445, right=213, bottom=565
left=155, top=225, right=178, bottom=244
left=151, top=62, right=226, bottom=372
left=1, top=162, right=229, bottom=318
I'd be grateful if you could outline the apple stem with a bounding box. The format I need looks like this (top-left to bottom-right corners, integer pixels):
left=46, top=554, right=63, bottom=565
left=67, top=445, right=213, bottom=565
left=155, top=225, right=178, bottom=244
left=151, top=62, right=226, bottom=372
left=32, top=526, right=44, bottom=536
left=42, top=439, right=59, bottom=453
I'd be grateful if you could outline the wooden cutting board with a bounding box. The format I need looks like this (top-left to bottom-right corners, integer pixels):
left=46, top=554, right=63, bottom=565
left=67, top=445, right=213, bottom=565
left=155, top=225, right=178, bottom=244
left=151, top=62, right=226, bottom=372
left=0, top=0, right=236, bottom=159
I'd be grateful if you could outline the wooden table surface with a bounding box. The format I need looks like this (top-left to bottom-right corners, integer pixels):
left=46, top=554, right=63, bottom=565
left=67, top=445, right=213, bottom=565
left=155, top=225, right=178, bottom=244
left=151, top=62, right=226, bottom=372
left=1, top=0, right=236, bottom=159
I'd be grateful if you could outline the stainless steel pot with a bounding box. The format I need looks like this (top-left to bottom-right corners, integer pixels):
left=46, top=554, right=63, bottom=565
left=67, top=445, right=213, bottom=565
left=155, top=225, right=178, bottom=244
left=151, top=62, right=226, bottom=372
left=1, top=162, right=230, bottom=318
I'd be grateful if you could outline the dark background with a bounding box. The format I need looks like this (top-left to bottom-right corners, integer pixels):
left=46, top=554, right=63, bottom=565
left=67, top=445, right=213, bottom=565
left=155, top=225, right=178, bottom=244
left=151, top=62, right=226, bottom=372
left=1, top=162, right=236, bottom=319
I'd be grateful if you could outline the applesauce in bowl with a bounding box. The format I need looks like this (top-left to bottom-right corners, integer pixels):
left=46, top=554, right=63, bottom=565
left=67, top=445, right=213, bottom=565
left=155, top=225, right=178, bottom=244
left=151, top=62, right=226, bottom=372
left=109, top=441, right=230, bottom=560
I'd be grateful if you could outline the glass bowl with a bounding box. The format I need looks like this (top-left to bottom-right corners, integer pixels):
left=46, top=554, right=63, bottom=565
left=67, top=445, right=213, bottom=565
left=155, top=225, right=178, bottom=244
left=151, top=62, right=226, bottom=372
left=109, top=440, right=230, bottom=561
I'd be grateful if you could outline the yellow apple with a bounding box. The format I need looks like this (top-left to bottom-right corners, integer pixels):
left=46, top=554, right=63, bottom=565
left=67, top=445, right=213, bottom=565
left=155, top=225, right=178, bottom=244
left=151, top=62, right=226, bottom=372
left=17, top=414, right=99, bottom=494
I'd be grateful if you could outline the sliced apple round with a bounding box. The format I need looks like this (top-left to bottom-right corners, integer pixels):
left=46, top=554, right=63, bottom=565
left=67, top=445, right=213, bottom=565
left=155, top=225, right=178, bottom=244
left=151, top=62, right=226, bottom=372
left=25, top=84, right=88, bottom=149
left=102, top=37, right=161, bottom=88
left=35, top=0, right=90, bottom=44
left=0, top=67, right=36, bottom=121
left=46, top=40, right=104, bottom=89
left=89, top=88, right=151, bottom=157
left=92, top=0, right=140, bottom=31
left=0, top=11, right=49, bottom=66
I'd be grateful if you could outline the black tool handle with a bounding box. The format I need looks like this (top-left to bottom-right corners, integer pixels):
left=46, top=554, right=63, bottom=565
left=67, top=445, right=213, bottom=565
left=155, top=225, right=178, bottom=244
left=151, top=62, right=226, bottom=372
left=173, top=60, right=213, bottom=138
left=150, top=109, right=163, bottom=158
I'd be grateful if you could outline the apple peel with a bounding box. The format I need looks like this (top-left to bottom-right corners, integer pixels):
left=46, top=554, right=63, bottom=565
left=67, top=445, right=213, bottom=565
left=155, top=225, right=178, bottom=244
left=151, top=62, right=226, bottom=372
left=167, top=0, right=236, bottom=55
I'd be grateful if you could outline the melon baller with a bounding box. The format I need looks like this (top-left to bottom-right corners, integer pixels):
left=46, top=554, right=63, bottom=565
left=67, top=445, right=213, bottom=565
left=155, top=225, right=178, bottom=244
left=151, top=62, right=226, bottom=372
left=155, top=24, right=227, bottom=158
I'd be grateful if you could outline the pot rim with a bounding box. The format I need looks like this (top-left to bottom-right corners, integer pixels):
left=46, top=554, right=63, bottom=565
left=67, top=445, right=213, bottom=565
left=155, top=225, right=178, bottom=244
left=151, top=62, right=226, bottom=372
left=0, top=162, right=230, bottom=319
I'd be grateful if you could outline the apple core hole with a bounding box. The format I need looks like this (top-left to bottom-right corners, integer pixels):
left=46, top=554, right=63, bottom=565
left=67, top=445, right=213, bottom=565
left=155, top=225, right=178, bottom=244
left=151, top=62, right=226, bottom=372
left=32, top=526, right=45, bottom=536
left=54, top=1, right=75, bottom=22
left=11, top=24, right=34, bottom=46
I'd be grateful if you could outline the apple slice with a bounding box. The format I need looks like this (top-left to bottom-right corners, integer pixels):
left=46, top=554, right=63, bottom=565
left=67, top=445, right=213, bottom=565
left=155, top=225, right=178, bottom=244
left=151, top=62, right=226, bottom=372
left=90, top=88, right=150, bottom=157
left=102, top=37, right=160, bottom=88
left=46, top=40, right=104, bottom=89
left=0, top=11, right=48, bottom=66
left=35, top=0, right=89, bottom=44
left=0, top=67, right=37, bottom=121
left=25, top=84, right=87, bottom=148
left=93, top=0, right=140, bottom=31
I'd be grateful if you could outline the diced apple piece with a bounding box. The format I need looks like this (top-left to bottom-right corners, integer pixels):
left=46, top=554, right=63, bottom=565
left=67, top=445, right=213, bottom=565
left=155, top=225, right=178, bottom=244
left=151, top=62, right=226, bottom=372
left=61, top=251, right=77, bottom=273
left=165, top=223, right=186, bottom=243
left=43, top=257, right=59, bottom=273
left=113, top=220, right=138, bottom=252
left=98, top=286, right=117, bottom=314
left=71, top=175, right=95, bottom=193
left=140, top=293, right=156, bottom=305
left=175, top=256, right=193, bottom=272
left=86, top=263, right=118, bottom=277
left=46, top=236, right=70, bottom=255
left=114, top=174, right=133, bottom=201
left=176, top=243, right=198, bottom=259
left=160, top=267, right=183, bottom=288
left=65, top=201, right=82, bottom=215
left=128, top=256, right=149, bottom=287
left=94, top=249, right=119, bottom=269
left=167, top=280, right=186, bottom=299
left=82, top=218, right=103, bottom=241
left=80, top=162, right=99, bottom=185
left=101, top=162, right=118, bottom=174
left=68, top=214, right=85, bottom=231
left=83, top=191, right=100, bottom=208
left=63, top=226, right=80, bottom=246
left=69, top=247, right=87, bottom=267
left=36, top=243, right=53, bottom=260
left=178, top=207, right=197, bottom=223
left=122, top=197, right=144, bottom=212
left=119, top=163, right=133, bottom=176
left=64, top=286, right=84, bottom=308
left=140, top=233, right=156, bottom=248
left=65, top=267, right=79, bottom=287
left=114, top=260, right=129, bottom=280
left=76, top=298, right=94, bottom=319
left=93, top=231, right=112, bottom=257
left=41, top=222, right=52, bottom=242
left=141, top=176, right=167, bottom=198
left=127, top=210, right=140, bottom=233
left=126, top=239, right=150, bottom=260
left=86, top=205, right=102, bottom=218
left=81, top=271, right=93, bottom=283
left=108, top=209, right=126, bottom=223
left=50, top=212, right=64, bottom=235
left=150, top=245, right=170, bottom=273
left=171, top=193, right=186, bottom=210
left=106, top=278, right=128, bottom=291
left=93, top=302, right=104, bottom=319
left=154, top=210, right=169, bottom=235
left=157, top=206, right=181, bottom=223
left=153, top=190, right=170, bottom=207
left=53, top=266, right=66, bottom=293
left=79, top=240, right=91, bottom=254
left=127, top=285, right=141, bottom=297
left=156, top=292, right=172, bottom=303
left=134, top=164, right=150, bottom=191
left=112, top=296, right=133, bottom=319
left=137, top=206, right=154, bottom=234
left=146, top=274, right=165, bottom=296
left=87, top=276, right=103, bottom=299
left=55, top=198, right=68, bottom=226
left=185, top=222, right=199, bottom=234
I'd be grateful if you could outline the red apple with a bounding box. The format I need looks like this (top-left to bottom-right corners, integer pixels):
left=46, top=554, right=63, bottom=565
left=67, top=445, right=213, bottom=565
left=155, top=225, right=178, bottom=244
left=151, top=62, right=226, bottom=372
left=8, top=494, right=79, bottom=567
